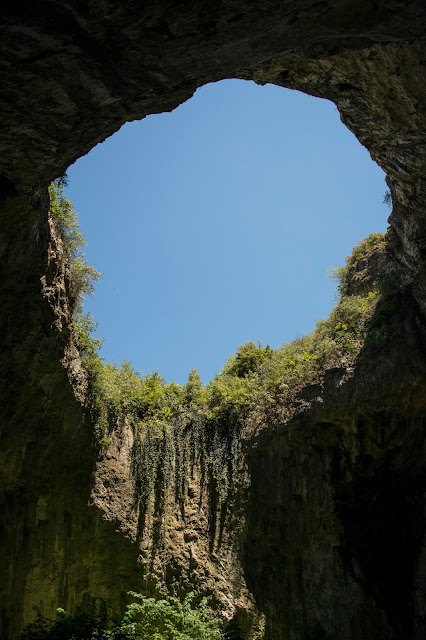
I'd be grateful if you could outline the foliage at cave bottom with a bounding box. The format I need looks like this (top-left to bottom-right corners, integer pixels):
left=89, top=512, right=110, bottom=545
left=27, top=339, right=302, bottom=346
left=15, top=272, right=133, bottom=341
left=20, top=592, right=224, bottom=640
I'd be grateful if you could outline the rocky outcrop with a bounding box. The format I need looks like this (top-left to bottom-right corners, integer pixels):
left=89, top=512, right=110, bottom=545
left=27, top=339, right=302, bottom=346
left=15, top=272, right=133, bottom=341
left=243, top=293, right=426, bottom=639
left=0, top=2, right=425, bottom=639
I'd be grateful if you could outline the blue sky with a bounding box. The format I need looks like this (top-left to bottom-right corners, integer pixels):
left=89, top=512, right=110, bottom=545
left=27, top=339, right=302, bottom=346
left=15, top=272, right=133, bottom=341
left=66, top=79, right=388, bottom=385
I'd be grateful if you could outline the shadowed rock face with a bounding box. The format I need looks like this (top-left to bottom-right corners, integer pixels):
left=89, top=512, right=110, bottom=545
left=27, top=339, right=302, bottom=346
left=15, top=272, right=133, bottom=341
left=0, top=2, right=425, bottom=639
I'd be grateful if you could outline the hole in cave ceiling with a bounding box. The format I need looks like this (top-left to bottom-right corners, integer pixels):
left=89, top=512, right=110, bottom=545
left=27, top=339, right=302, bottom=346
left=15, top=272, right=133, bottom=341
left=66, top=79, right=388, bottom=385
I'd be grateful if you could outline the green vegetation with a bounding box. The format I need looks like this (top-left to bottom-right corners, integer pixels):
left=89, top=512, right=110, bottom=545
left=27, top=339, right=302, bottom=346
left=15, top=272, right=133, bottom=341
left=49, top=178, right=101, bottom=312
left=20, top=592, right=224, bottom=639
left=221, top=340, right=273, bottom=377
left=114, top=592, right=223, bottom=639
left=345, top=232, right=386, bottom=269
left=20, top=604, right=108, bottom=640
left=79, top=278, right=377, bottom=438
left=329, top=231, right=386, bottom=298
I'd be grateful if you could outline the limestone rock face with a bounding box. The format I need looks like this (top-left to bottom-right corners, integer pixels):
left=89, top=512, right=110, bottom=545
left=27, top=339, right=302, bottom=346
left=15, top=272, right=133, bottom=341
left=0, top=2, right=425, bottom=639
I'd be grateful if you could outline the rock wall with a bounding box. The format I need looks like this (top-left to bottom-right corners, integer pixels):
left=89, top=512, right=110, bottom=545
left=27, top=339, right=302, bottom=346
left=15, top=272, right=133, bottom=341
left=243, top=302, right=426, bottom=638
left=0, top=2, right=425, bottom=639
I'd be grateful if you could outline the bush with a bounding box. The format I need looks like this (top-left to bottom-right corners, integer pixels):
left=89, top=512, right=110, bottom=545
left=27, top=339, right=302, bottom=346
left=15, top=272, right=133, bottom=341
left=49, top=179, right=102, bottom=311
left=20, top=593, right=224, bottom=640
left=207, top=374, right=251, bottom=420
left=345, top=232, right=385, bottom=269
left=329, top=231, right=385, bottom=298
left=254, top=290, right=379, bottom=406
left=114, top=591, right=223, bottom=640
left=19, top=602, right=109, bottom=640
left=77, top=312, right=103, bottom=362
left=185, top=369, right=206, bottom=405
left=222, top=341, right=273, bottom=378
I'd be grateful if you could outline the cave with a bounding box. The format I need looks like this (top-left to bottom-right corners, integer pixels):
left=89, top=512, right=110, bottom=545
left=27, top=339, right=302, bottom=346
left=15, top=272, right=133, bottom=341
left=0, top=2, right=425, bottom=640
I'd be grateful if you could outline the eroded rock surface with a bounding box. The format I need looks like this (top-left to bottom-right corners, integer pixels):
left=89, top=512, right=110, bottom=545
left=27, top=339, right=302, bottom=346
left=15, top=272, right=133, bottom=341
left=0, top=2, right=425, bottom=639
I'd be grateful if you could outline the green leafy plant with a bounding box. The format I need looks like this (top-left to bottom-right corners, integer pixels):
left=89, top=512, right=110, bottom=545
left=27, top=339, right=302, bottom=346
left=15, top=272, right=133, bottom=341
left=345, top=232, right=385, bottom=269
left=185, top=368, right=206, bottom=405
left=329, top=231, right=385, bottom=298
left=221, top=341, right=273, bottom=378
left=254, top=290, right=378, bottom=399
left=20, top=593, right=224, bottom=640
left=49, top=179, right=102, bottom=311
left=19, top=601, right=110, bottom=640
left=77, top=312, right=103, bottom=362
left=114, top=591, right=223, bottom=639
